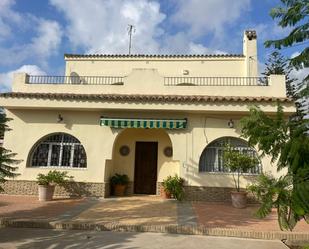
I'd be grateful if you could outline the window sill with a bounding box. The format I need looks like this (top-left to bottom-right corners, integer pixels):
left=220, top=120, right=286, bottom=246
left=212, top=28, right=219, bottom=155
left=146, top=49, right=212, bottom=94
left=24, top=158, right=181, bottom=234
left=198, top=172, right=260, bottom=176
left=27, top=166, right=87, bottom=170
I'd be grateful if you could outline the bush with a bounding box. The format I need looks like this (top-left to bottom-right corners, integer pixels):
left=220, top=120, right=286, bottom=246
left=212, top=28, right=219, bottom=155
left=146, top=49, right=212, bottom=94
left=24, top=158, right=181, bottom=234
left=162, top=175, right=185, bottom=201
left=37, top=170, right=72, bottom=186
left=223, top=144, right=259, bottom=192
left=110, top=174, right=129, bottom=186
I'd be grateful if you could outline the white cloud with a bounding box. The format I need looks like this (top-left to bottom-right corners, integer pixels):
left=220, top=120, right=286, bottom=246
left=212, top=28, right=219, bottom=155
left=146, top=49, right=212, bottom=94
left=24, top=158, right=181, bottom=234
left=254, top=23, right=292, bottom=43
left=159, top=32, right=228, bottom=54
left=50, top=0, right=165, bottom=54
left=50, top=0, right=231, bottom=55
left=30, top=20, right=63, bottom=58
left=0, top=65, right=46, bottom=92
left=0, top=19, right=62, bottom=67
left=171, top=0, right=251, bottom=38
left=0, top=1, right=63, bottom=67
left=291, top=67, right=309, bottom=82
left=291, top=51, right=300, bottom=59
left=0, top=0, right=22, bottom=40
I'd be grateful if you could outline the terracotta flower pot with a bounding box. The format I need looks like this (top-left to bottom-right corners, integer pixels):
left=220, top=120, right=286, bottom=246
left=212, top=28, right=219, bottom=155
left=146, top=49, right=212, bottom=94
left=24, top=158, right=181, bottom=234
left=114, top=184, right=126, bottom=196
left=231, top=191, right=248, bottom=208
left=161, top=187, right=171, bottom=199
left=38, top=185, right=55, bottom=201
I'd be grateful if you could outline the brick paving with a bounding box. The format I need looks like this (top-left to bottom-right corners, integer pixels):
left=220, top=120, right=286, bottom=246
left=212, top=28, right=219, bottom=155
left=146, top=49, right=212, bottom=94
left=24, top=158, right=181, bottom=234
left=193, top=202, right=309, bottom=232
left=0, top=194, right=85, bottom=220
left=72, top=196, right=178, bottom=225
left=0, top=194, right=308, bottom=235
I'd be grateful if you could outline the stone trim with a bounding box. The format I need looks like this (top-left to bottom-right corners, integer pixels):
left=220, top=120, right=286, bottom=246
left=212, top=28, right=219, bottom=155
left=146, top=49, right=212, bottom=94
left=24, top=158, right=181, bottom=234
left=1, top=218, right=308, bottom=241
left=157, top=183, right=257, bottom=203
left=1, top=180, right=107, bottom=197
left=2, top=180, right=257, bottom=202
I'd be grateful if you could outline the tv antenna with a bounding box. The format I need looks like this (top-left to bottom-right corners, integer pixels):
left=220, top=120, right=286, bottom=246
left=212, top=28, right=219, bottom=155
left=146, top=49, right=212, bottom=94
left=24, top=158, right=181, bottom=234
left=127, top=24, right=135, bottom=55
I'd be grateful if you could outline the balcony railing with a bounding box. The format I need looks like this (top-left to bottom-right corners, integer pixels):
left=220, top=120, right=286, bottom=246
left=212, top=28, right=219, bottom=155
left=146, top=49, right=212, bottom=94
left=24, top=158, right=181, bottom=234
left=26, top=75, right=125, bottom=85
left=164, top=77, right=269, bottom=86
left=25, top=75, right=269, bottom=86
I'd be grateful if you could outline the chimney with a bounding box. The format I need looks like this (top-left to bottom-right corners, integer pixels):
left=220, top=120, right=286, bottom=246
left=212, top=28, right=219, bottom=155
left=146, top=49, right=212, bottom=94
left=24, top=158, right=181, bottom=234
left=243, top=30, right=258, bottom=77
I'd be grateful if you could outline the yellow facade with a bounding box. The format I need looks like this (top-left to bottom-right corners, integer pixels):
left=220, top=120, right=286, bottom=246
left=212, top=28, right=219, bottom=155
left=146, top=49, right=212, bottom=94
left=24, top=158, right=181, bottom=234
left=0, top=30, right=295, bottom=197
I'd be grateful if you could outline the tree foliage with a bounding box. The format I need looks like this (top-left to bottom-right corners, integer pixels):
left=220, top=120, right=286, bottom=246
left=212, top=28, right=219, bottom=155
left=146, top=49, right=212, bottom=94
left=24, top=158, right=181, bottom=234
left=0, top=109, right=11, bottom=139
left=262, top=51, right=297, bottom=98
left=251, top=1, right=309, bottom=230
left=0, top=111, right=19, bottom=191
left=241, top=104, right=309, bottom=231
left=264, top=0, right=309, bottom=73
left=264, top=0, right=308, bottom=121
left=248, top=173, right=298, bottom=231
left=223, top=144, right=259, bottom=192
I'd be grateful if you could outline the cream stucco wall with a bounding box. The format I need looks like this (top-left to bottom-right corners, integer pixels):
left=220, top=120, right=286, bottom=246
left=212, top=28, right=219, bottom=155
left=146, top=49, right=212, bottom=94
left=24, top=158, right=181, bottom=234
left=64, top=57, right=245, bottom=78
left=10, top=72, right=287, bottom=99
left=3, top=109, right=118, bottom=183
left=111, top=129, right=179, bottom=182
left=167, top=114, right=282, bottom=189
left=3, top=108, right=283, bottom=189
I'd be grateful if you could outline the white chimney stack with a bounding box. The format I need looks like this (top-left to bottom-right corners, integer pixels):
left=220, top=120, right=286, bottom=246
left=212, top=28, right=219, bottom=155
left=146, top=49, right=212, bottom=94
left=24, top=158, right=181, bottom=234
left=243, top=30, right=258, bottom=77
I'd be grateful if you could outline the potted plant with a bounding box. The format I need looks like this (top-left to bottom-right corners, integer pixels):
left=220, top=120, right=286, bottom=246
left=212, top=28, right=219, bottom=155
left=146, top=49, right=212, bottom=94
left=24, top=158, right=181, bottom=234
left=161, top=175, right=185, bottom=201
left=161, top=178, right=172, bottom=199
left=223, top=144, right=259, bottom=208
left=110, top=173, right=129, bottom=196
left=37, top=170, right=71, bottom=201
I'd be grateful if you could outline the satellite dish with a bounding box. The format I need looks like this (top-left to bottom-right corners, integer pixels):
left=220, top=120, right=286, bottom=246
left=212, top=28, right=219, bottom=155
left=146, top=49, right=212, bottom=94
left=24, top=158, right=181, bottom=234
left=70, top=72, right=81, bottom=84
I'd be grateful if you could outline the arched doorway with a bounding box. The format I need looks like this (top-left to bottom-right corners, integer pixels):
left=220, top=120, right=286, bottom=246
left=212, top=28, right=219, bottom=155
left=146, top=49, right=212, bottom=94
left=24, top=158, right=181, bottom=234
left=111, top=128, right=174, bottom=195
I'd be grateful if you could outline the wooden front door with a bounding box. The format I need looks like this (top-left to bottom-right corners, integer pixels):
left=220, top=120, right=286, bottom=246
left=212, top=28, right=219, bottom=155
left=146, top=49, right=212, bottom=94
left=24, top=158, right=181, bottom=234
left=134, top=142, right=158, bottom=194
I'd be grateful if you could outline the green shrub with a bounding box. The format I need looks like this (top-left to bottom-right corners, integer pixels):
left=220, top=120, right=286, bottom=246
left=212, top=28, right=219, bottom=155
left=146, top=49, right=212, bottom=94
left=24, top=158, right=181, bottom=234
left=110, top=174, right=129, bottom=186
left=162, top=175, right=185, bottom=201
left=223, top=144, right=259, bottom=192
left=37, top=170, right=72, bottom=186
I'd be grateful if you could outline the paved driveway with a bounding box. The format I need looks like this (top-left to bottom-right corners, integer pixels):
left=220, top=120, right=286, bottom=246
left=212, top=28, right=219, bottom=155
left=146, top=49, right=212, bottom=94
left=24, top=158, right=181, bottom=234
left=72, top=196, right=178, bottom=225
left=0, top=194, right=307, bottom=237
left=0, top=228, right=288, bottom=249
left=0, top=195, right=84, bottom=220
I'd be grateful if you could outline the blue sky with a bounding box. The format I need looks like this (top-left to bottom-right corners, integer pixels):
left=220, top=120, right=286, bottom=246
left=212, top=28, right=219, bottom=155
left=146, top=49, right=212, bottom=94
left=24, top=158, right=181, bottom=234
left=0, top=0, right=307, bottom=92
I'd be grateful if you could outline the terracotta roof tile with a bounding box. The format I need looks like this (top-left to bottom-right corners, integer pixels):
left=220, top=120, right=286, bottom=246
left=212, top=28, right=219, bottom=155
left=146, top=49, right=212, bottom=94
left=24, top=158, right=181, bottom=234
left=0, top=92, right=293, bottom=103
left=64, top=54, right=244, bottom=59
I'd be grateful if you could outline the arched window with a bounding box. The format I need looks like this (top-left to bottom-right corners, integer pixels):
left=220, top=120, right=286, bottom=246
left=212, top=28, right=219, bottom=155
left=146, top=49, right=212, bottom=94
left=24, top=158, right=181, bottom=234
left=30, top=133, right=87, bottom=168
left=199, top=137, right=261, bottom=174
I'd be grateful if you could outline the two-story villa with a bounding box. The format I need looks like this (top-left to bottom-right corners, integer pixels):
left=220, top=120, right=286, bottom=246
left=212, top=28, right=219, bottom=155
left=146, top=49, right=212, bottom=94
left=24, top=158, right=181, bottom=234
left=0, top=30, right=295, bottom=201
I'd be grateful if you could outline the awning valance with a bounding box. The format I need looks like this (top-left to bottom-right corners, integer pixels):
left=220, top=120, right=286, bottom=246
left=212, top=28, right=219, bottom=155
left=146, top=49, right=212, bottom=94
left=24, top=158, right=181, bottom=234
left=100, top=117, right=187, bottom=129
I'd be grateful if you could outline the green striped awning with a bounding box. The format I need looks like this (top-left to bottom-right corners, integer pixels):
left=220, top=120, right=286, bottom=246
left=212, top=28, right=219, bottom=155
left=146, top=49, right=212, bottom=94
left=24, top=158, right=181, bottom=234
left=100, top=117, right=187, bottom=129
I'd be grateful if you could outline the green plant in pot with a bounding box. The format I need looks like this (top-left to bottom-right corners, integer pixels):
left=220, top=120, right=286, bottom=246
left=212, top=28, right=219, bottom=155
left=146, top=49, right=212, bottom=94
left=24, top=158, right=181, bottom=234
left=110, top=174, right=129, bottom=196
left=223, top=144, right=259, bottom=208
left=37, top=170, right=72, bottom=201
left=162, top=175, right=185, bottom=201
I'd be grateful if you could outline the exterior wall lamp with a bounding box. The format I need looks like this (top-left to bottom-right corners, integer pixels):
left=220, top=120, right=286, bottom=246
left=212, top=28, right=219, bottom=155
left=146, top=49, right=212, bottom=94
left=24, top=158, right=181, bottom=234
left=57, top=114, right=64, bottom=123
left=228, top=119, right=234, bottom=128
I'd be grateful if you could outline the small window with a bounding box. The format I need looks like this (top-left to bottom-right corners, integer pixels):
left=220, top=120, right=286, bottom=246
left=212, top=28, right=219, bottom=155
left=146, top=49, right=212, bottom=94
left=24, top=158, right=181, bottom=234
left=199, top=137, right=261, bottom=174
left=30, top=133, right=87, bottom=168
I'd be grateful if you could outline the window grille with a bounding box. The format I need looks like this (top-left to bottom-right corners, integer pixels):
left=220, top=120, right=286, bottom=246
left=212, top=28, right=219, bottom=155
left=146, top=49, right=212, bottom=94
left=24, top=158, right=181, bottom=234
left=30, top=133, right=87, bottom=168
left=199, top=137, right=261, bottom=174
